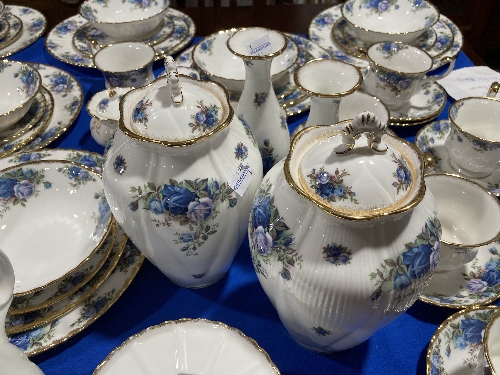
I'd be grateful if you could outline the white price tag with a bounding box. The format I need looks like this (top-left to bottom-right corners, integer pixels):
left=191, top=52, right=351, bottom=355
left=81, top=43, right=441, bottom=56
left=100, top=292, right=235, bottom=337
left=228, top=164, right=254, bottom=197
left=246, top=34, right=272, bottom=56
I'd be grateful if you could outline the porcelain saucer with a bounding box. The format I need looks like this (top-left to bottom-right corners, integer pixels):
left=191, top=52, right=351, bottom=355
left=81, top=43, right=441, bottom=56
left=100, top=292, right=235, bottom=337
left=46, top=8, right=195, bottom=68
left=427, top=306, right=499, bottom=375
left=8, top=226, right=144, bottom=357
left=0, top=87, right=53, bottom=158
left=309, top=4, right=461, bottom=70
left=0, top=91, right=46, bottom=144
left=415, top=120, right=500, bottom=196
left=0, top=13, right=22, bottom=50
left=0, top=6, right=46, bottom=59
left=420, top=239, right=500, bottom=308
left=0, top=18, right=10, bottom=41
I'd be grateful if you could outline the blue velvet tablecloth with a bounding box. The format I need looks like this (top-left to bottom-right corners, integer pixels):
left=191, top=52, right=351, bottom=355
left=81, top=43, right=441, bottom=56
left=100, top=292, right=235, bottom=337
left=8, top=36, right=498, bottom=375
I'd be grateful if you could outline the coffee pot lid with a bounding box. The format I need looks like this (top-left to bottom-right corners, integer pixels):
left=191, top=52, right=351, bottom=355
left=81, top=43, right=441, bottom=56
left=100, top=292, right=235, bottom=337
left=285, top=112, right=425, bottom=220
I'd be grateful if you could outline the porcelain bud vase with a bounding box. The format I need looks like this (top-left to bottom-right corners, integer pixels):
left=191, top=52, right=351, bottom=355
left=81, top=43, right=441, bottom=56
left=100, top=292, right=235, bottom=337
left=249, top=113, right=441, bottom=352
left=102, top=63, right=263, bottom=288
left=227, top=28, right=290, bottom=175
left=0, top=250, right=44, bottom=375
left=293, top=58, right=362, bottom=128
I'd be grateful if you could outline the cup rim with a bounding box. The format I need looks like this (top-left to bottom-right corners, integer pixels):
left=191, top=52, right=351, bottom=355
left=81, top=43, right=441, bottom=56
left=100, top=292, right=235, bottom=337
left=424, top=172, right=500, bottom=248
left=226, top=27, right=288, bottom=60
left=93, top=42, right=156, bottom=74
left=448, top=96, right=500, bottom=144
left=484, top=308, right=500, bottom=375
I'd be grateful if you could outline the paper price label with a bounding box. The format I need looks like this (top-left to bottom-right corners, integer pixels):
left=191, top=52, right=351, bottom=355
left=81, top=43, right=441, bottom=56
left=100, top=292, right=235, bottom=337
left=246, top=34, right=272, bottom=56
left=228, top=164, right=254, bottom=197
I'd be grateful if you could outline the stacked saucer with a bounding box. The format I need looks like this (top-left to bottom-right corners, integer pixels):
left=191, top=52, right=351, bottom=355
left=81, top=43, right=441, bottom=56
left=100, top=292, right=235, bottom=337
left=309, top=1, right=463, bottom=126
left=0, top=149, right=144, bottom=357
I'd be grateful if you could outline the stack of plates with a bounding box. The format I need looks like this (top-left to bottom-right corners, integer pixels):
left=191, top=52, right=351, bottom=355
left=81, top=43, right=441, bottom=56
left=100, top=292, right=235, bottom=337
left=0, top=149, right=144, bottom=357
left=0, top=6, right=46, bottom=59
left=308, top=3, right=464, bottom=126
left=45, top=8, right=196, bottom=68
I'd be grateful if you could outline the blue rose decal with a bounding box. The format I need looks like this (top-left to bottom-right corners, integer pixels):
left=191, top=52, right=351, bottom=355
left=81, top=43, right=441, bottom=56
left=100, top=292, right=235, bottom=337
left=187, top=197, right=214, bottom=221
left=252, top=195, right=271, bottom=229
left=253, top=226, right=273, bottom=256
left=402, top=243, right=432, bottom=279
left=481, top=269, right=500, bottom=286
left=13, top=180, right=35, bottom=199
left=461, top=318, right=485, bottom=345
left=148, top=198, right=164, bottom=215
left=161, top=184, right=195, bottom=216
left=178, top=233, right=194, bottom=243
left=0, top=177, right=16, bottom=199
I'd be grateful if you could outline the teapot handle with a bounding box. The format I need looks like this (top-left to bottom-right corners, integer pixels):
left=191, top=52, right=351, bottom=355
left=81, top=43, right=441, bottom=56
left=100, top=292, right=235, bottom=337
left=333, top=111, right=388, bottom=154
left=164, top=56, right=183, bottom=104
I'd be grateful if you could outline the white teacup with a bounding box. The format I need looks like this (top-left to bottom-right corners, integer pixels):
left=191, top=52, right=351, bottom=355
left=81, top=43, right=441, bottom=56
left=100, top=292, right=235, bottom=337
left=93, top=42, right=155, bottom=89
left=485, top=309, right=500, bottom=375
left=446, top=96, right=500, bottom=178
left=424, top=173, right=500, bottom=272
left=363, top=42, right=454, bottom=110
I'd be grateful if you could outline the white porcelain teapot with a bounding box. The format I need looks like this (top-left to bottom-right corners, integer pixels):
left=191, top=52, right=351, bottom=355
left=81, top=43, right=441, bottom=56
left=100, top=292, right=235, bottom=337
left=249, top=112, right=441, bottom=352
left=103, top=57, right=263, bottom=288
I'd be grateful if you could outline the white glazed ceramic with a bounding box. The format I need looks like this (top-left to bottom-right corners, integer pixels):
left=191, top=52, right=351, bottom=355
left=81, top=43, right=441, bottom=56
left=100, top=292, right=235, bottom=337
left=227, top=27, right=290, bottom=174
left=93, top=318, right=279, bottom=375
left=93, top=42, right=155, bottom=89
left=341, top=0, right=439, bottom=45
left=0, top=250, right=45, bottom=375
left=79, top=0, right=169, bottom=42
left=425, top=174, right=500, bottom=271
left=485, top=309, right=500, bottom=375
left=427, top=306, right=499, bottom=375
left=340, top=90, right=389, bottom=124
left=0, top=60, right=41, bottom=132
left=293, top=58, right=362, bottom=127
left=0, top=160, right=113, bottom=295
left=446, top=97, right=500, bottom=178
left=363, top=42, right=454, bottom=110
left=87, top=87, right=133, bottom=147
left=250, top=113, right=440, bottom=352
left=0, top=18, right=10, bottom=42
left=193, top=29, right=298, bottom=95
left=0, top=2, right=4, bottom=18
left=102, top=58, right=263, bottom=288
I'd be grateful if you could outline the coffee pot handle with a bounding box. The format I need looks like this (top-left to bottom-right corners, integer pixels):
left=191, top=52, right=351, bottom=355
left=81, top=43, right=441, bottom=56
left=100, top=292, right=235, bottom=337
left=164, top=56, right=183, bottom=104
left=333, top=111, right=388, bottom=154
left=487, top=81, right=499, bottom=98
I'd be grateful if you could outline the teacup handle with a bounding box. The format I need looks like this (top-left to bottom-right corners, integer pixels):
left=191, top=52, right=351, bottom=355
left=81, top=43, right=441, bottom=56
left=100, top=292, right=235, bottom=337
left=164, top=56, right=183, bottom=104
left=421, top=56, right=456, bottom=84
left=487, top=81, right=500, bottom=98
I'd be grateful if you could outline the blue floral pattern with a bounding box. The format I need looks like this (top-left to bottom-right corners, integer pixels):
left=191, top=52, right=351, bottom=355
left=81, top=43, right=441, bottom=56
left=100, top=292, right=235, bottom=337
left=254, top=92, right=268, bottom=108
left=43, top=71, right=74, bottom=98
left=323, top=243, right=352, bottom=265
left=129, top=178, right=237, bottom=256
left=132, top=99, right=153, bottom=127
left=361, top=0, right=399, bottom=15
left=391, top=153, right=412, bottom=194
left=237, top=115, right=258, bottom=147
left=260, top=139, right=277, bottom=175
left=14, top=65, right=39, bottom=97
left=188, top=100, right=221, bottom=133
left=113, top=155, right=127, bottom=175
left=369, top=216, right=441, bottom=302
left=57, top=164, right=96, bottom=189
left=234, top=142, right=248, bottom=161
left=377, top=42, right=409, bottom=60
left=250, top=179, right=302, bottom=281
left=198, top=37, right=214, bottom=55
left=312, top=326, right=332, bottom=336
left=307, top=167, right=358, bottom=204
left=0, top=167, right=52, bottom=218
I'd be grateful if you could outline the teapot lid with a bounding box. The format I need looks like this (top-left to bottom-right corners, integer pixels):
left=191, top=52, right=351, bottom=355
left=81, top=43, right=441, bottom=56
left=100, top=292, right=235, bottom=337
left=285, top=112, right=425, bottom=220
left=125, top=57, right=231, bottom=144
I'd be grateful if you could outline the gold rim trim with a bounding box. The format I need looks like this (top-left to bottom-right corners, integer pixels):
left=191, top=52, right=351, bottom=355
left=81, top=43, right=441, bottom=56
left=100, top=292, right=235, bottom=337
left=0, top=60, right=42, bottom=120
left=86, top=87, right=134, bottom=122
left=153, top=14, right=194, bottom=61
left=0, top=18, right=11, bottom=41
left=284, top=120, right=426, bottom=221
left=484, top=309, right=500, bottom=375
left=367, top=42, right=434, bottom=76
left=79, top=0, right=169, bottom=25
left=341, top=0, right=440, bottom=36
left=424, top=172, right=500, bottom=248
left=428, top=21, right=455, bottom=60
left=118, top=74, right=234, bottom=147
left=0, top=91, right=46, bottom=144
left=71, top=24, right=93, bottom=58
left=0, top=159, right=114, bottom=297
left=331, top=18, right=367, bottom=59
left=226, top=27, right=288, bottom=60
left=26, top=233, right=145, bottom=358
left=340, top=18, right=367, bottom=53
left=93, top=318, right=281, bottom=375
left=0, top=87, right=53, bottom=159
left=285, top=101, right=310, bottom=116
left=9, top=222, right=116, bottom=315
left=0, top=14, right=23, bottom=50
left=448, top=96, right=500, bottom=144
left=426, top=306, right=500, bottom=374
left=93, top=42, right=156, bottom=73
left=293, top=58, right=362, bottom=98
left=6, top=225, right=119, bottom=334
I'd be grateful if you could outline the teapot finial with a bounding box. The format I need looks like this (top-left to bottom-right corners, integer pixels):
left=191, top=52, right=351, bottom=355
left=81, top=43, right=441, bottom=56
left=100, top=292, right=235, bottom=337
left=164, top=56, right=183, bottom=104
left=487, top=81, right=499, bottom=98
left=333, top=111, right=388, bottom=154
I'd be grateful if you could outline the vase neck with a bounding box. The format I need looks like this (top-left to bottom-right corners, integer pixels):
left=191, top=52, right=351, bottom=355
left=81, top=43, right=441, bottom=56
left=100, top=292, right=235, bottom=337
left=305, top=96, right=342, bottom=128
left=242, top=59, right=273, bottom=93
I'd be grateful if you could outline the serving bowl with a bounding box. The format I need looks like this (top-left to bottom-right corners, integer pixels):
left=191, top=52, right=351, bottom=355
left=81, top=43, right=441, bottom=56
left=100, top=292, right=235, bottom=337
left=79, top=0, right=170, bottom=42
left=341, top=0, right=440, bottom=45
left=0, top=160, right=113, bottom=296
left=193, top=29, right=298, bottom=94
left=0, top=60, right=41, bottom=132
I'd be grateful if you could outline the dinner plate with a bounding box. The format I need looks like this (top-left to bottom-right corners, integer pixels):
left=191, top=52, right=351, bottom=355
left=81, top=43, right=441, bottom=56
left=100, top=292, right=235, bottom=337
left=93, top=318, right=280, bottom=375
left=8, top=226, right=144, bottom=357
left=45, top=8, right=195, bottom=68
left=309, top=4, right=461, bottom=70
left=415, top=120, right=500, bottom=196
left=427, top=306, right=499, bottom=375
left=5, top=225, right=120, bottom=335
left=420, top=239, right=500, bottom=308
left=0, top=6, right=46, bottom=59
